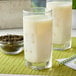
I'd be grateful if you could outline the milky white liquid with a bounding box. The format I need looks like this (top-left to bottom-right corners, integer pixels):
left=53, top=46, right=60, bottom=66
left=46, top=1, right=72, bottom=44
left=23, top=15, right=52, bottom=63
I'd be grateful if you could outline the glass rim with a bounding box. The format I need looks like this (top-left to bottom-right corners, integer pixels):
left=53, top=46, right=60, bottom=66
left=23, top=7, right=45, bottom=14
left=47, top=0, right=72, bottom=2
left=23, top=7, right=52, bottom=15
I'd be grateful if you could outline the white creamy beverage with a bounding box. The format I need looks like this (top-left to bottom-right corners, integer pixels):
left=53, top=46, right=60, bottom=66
left=46, top=1, right=72, bottom=44
left=23, top=15, right=52, bottom=63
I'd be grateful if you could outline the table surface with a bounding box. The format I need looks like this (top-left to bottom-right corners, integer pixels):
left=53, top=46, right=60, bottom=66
left=0, top=29, right=76, bottom=76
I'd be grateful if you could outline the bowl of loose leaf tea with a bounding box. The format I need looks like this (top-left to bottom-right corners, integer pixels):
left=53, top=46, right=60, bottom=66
left=0, top=34, right=23, bottom=55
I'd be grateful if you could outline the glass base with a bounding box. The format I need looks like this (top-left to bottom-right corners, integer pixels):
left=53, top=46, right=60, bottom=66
left=53, top=41, right=71, bottom=51
left=25, top=60, right=52, bottom=70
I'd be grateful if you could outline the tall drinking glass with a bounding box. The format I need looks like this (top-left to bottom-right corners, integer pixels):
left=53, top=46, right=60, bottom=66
left=23, top=8, right=53, bottom=70
left=46, top=0, right=72, bottom=50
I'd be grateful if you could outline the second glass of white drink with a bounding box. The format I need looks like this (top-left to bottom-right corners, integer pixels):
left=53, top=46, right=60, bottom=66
left=46, top=0, right=72, bottom=50
left=23, top=8, right=53, bottom=70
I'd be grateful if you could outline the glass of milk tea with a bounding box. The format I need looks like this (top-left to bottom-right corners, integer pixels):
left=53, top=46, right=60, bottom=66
left=46, top=0, right=72, bottom=51
left=23, top=7, right=53, bottom=70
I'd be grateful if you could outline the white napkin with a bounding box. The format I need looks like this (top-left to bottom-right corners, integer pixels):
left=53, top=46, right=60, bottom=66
left=57, top=58, right=76, bottom=70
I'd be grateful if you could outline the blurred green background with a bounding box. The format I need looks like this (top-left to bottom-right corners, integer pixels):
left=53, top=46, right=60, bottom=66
left=32, top=0, right=76, bottom=9
left=73, top=0, right=76, bottom=9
